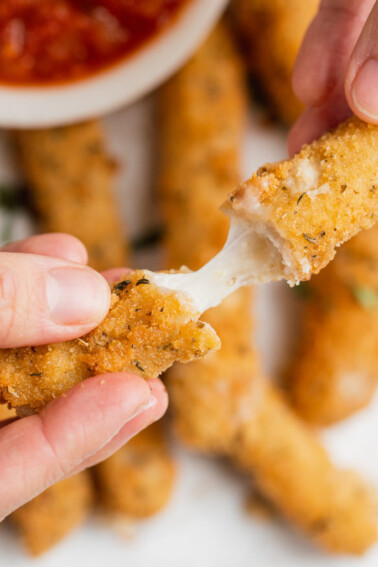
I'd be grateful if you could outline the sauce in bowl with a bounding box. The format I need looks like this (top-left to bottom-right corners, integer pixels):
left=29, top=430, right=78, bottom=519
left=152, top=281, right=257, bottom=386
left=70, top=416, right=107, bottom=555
left=0, top=0, right=187, bottom=85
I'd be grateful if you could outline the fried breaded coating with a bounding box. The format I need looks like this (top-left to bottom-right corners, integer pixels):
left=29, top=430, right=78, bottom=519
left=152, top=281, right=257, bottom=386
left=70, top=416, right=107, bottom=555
left=158, top=25, right=377, bottom=554
left=11, top=472, right=93, bottom=556
left=95, top=422, right=175, bottom=518
left=158, top=22, right=253, bottom=452
left=169, top=288, right=256, bottom=453
left=232, top=380, right=377, bottom=554
left=16, top=121, right=127, bottom=271
left=170, top=291, right=378, bottom=553
left=288, top=224, right=378, bottom=425
left=0, top=271, right=220, bottom=414
left=232, top=0, right=318, bottom=124
left=158, top=22, right=246, bottom=270
left=226, top=118, right=378, bottom=284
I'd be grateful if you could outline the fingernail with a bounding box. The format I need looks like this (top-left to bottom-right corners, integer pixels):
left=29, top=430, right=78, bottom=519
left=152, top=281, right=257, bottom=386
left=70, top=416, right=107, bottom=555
left=47, top=268, right=109, bottom=325
left=351, top=58, right=378, bottom=119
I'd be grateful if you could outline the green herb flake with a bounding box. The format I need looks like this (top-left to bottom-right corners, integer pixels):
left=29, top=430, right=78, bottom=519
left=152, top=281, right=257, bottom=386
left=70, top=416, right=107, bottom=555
left=30, top=372, right=42, bottom=377
left=114, top=280, right=131, bottom=292
left=135, top=361, right=145, bottom=372
left=136, top=278, right=150, bottom=286
left=297, top=192, right=306, bottom=205
left=303, top=233, right=317, bottom=244
left=350, top=286, right=378, bottom=309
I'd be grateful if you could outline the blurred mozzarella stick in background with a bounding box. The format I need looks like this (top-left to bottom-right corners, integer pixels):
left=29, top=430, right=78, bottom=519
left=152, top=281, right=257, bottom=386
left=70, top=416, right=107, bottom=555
left=11, top=472, right=94, bottom=556
left=157, top=22, right=254, bottom=453
left=288, top=224, right=378, bottom=425
left=158, top=22, right=245, bottom=271
left=232, top=380, right=377, bottom=554
left=94, top=422, right=176, bottom=519
left=231, top=0, right=319, bottom=124
left=157, top=24, right=377, bottom=554
left=15, top=121, right=127, bottom=271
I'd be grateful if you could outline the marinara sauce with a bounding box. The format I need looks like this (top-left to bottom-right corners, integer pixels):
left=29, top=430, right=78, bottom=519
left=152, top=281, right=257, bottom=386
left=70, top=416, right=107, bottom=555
left=0, top=0, right=187, bottom=85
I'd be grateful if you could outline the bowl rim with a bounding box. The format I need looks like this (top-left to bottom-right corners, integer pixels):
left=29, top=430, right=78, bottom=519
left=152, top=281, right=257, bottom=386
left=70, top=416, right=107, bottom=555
left=0, top=0, right=228, bottom=129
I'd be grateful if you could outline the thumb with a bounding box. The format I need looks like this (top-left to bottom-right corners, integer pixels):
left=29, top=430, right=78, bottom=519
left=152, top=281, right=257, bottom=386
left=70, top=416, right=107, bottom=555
left=0, top=252, right=110, bottom=348
left=346, top=1, right=378, bottom=122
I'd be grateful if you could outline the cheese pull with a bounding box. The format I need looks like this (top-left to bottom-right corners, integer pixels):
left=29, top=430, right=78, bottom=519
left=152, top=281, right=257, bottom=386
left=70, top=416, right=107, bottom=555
left=154, top=117, right=378, bottom=310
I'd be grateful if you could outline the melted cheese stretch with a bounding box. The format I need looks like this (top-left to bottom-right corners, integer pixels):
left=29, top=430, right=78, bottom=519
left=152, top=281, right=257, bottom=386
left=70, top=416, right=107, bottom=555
left=152, top=219, right=283, bottom=312
left=154, top=117, right=378, bottom=310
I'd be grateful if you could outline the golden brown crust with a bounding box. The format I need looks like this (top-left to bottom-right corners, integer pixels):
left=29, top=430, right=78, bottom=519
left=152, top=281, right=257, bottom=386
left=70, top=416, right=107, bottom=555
left=158, top=23, right=255, bottom=452
left=158, top=26, right=377, bottom=554
left=158, top=22, right=246, bottom=270
left=227, top=118, right=378, bottom=282
left=232, top=381, right=377, bottom=554
left=16, top=121, right=128, bottom=271
left=288, top=224, right=378, bottom=424
left=232, top=0, right=318, bottom=124
left=0, top=271, right=220, bottom=413
left=94, top=422, right=175, bottom=518
left=11, top=472, right=93, bottom=556
left=168, top=288, right=258, bottom=453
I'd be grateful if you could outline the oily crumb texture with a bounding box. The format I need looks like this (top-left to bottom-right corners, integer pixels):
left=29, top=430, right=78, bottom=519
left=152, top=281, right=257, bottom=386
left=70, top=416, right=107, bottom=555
left=11, top=472, right=94, bottom=556
left=231, top=0, right=318, bottom=124
left=232, top=382, right=378, bottom=554
left=16, top=121, right=128, bottom=271
left=158, top=23, right=258, bottom=454
left=158, top=21, right=246, bottom=270
left=0, top=270, right=220, bottom=414
left=95, top=422, right=176, bottom=518
left=227, top=118, right=378, bottom=282
left=168, top=288, right=258, bottom=454
left=288, top=224, right=378, bottom=425
left=158, top=23, right=377, bottom=554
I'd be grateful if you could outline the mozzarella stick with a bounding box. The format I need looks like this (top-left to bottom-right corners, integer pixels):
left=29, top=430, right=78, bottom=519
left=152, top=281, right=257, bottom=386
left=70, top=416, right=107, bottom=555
left=225, top=118, right=378, bottom=285
left=95, top=422, right=175, bottom=518
left=288, top=224, right=378, bottom=424
left=158, top=23, right=246, bottom=270
left=0, top=270, right=220, bottom=415
left=158, top=22, right=252, bottom=452
left=11, top=472, right=93, bottom=556
left=232, top=380, right=377, bottom=554
left=231, top=0, right=318, bottom=124
left=170, top=297, right=378, bottom=553
left=16, top=121, right=127, bottom=271
left=158, top=25, right=377, bottom=554
left=168, top=287, right=257, bottom=453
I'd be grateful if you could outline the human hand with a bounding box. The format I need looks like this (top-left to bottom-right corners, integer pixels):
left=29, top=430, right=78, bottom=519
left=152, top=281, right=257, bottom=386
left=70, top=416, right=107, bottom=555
left=0, top=233, right=167, bottom=520
left=288, top=0, right=378, bottom=154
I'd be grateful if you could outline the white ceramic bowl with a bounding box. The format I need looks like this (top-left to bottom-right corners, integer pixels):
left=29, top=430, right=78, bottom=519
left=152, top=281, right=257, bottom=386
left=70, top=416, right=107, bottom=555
left=0, top=0, right=228, bottom=129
